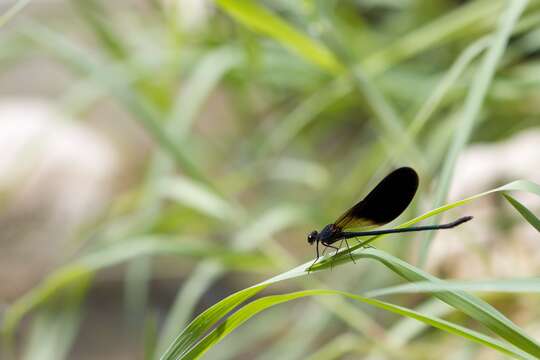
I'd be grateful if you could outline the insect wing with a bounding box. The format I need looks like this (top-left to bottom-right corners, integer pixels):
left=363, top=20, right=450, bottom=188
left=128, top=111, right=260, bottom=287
left=334, top=167, right=419, bottom=230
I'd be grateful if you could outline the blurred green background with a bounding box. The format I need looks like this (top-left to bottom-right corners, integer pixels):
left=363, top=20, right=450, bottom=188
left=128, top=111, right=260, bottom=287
left=1, top=0, right=540, bottom=359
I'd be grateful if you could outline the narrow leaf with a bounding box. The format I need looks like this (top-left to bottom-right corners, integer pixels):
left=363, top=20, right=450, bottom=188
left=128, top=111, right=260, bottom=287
left=178, top=289, right=532, bottom=360
left=503, top=194, right=540, bottom=232
left=366, top=278, right=540, bottom=298
left=418, top=0, right=529, bottom=265
left=215, top=0, right=342, bottom=73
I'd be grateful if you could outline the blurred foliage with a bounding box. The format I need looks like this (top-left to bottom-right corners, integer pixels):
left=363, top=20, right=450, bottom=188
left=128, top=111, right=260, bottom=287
left=1, top=0, right=540, bottom=359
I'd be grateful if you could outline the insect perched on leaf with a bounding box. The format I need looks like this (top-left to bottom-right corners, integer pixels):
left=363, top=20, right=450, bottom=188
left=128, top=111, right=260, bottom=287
left=307, top=167, right=472, bottom=271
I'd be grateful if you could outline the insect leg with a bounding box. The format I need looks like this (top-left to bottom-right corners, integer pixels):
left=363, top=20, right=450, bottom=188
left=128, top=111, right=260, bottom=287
left=333, top=240, right=344, bottom=256
left=352, top=237, right=374, bottom=249
left=344, top=239, right=356, bottom=264
left=321, top=245, right=329, bottom=256
left=308, top=240, right=321, bottom=272
left=325, top=243, right=340, bottom=270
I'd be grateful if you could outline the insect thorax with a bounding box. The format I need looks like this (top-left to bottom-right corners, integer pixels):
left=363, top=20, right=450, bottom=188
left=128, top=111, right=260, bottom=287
left=319, top=224, right=340, bottom=244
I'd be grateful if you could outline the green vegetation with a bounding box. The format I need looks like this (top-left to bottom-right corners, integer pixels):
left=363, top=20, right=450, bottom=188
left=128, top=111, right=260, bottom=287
left=1, top=0, right=540, bottom=359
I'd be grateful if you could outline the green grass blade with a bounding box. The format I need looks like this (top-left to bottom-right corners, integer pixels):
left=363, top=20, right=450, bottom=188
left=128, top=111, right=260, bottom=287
left=156, top=263, right=223, bottom=355
left=362, top=0, right=504, bottom=75
left=232, top=206, right=305, bottom=249
left=306, top=180, right=540, bottom=350
left=158, top=244, right=540, bottom=359
left=159, top=285, right=267, bottom=360
left=159, top=176, right=242, bottom=222
left=321, top=249, right=540, bottom=358
left=259, top=78, right=351, bottom=156
left=418, top=0, right=529, bottom=266
left=2, top=237, right=266, bottom=339
left=350, top=68, right=424, bottom=168
left=217, top=0, right=422, bottom=165
left=384, top=300, right=454, bottom=348
left=159, top=177, right=540, bottom=360
left=148, top=44, right=244, bottom=355
left=503, top=194, right=540, bottom=232
left=166, top=46, right=242, bottom=137
left=144, top=313, right=159, bottom=360
left=124, top=257, right=152, bottom=329
left=159, top=260, right=311, bottom=359
left=22, top=276, right=92, bottom=360
left=157, top=205, right=303, bottom=354
left=21, top=24, right=215, bottom=189
left=408, top=7, right=540, bottom=138
left=256, top=303, right=334, bottom=360
left=408, top=37, right=491, bottom=136
left=72, top=0, right=128, bottom=59
left=177, top=289, right=532, bottom=360
left=215, top=0, right=342, bottom=73
left=366, top=278, right=540, bottom=297
left=21, top=278, right=90, bottom=360
left=303, top=333, right=359, bottom=360
left=303, top=180, right=540, bottom=356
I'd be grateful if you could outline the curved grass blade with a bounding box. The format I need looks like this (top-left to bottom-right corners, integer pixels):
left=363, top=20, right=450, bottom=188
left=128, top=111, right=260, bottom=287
left=159, top=179, right=540, bottom=360
left=166, top=46, right=242, bottom=138
left=20, top=24, right=215, bottom=189
left=159, top=176, right=242, bottom=223
left=316, top=248, right=540, bottom=358
left=383, top=299, right=454, bottom=349
left=159, top=284, right=268, bottom=360
left=159, top=260, right=311, bottom=360
left=150, top=44, right=244, bottom=355
left=408, top=37, right=491, bottom=137
left=2, top=237, right=267, bottom=340
left=303, top=333, right=361, bottom=360
left=216, top=0, right=431, bottom=178
left=176, top=289, right=533, bottom=360
left=72, top=0, right=127, bottom=60
left=350, top=68, right=425, bottom=168
left=21, top=277, right=90, bottom=360
left=161, top=245, right=540, bottom=359
left=157, top=263, right=224, bottom=355
left=361, top=0, right=504, bottom=75
left=215, top=0, right=342, bottom=74
left=156, top=205, right=303, bottom=354
left=418, top=0, right=529, bottom=266
left=258, top=78, right=350, bottom=157
left=503, top=194, right=540, bottom=232
left=308, top=180, right=540, bottom=355
left=366, top=278, right=540, bottom=298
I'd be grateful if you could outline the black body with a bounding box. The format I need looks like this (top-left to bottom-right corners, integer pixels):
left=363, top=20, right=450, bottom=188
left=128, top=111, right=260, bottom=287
left=307, top=167, right=472, bottom=269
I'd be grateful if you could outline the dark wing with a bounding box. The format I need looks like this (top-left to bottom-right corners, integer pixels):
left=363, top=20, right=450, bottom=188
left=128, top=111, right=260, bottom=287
left=334, top=167, right=419, bottom=230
